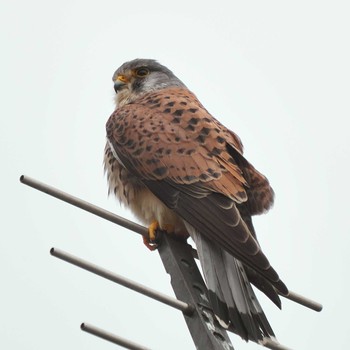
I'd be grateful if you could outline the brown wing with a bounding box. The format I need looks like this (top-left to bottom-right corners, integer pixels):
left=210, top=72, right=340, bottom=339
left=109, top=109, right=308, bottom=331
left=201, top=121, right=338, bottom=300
left=107, top=88, right=249, bottom=201
left=106, top=87, right=287, bottom=294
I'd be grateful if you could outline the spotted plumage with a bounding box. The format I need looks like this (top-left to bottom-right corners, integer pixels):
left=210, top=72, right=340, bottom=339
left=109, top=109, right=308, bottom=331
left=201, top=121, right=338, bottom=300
left=104, top=59, right=288, bottom=342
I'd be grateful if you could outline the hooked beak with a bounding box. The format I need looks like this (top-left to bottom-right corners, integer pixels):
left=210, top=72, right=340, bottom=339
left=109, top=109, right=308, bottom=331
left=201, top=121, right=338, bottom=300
left=114, top=75, right=129, bottom=93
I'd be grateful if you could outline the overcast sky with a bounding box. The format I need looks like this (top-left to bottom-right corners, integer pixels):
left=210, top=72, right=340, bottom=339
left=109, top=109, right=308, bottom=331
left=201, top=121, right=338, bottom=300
left=1, top=1, right=349, bottom=349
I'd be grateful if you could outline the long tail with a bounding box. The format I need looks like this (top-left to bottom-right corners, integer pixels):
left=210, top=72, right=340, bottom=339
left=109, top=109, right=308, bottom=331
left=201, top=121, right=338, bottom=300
left=188, top=226, right=276, bottom=343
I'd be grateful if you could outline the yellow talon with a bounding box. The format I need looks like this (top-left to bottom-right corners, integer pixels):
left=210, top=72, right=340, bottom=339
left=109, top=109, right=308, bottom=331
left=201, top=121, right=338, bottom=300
left=142, top=220, right=159, bottom=251
left=148, top=220, right=159, bottom=241
left=143, top=221, right=177, bottom=251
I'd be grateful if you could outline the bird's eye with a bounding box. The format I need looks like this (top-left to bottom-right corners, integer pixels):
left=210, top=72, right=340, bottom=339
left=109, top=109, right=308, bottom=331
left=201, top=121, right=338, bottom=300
left=135, top=67, right=149, bottom=77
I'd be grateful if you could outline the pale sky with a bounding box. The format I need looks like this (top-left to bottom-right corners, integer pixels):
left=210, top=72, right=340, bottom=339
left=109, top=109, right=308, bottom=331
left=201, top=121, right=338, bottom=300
left=1, top=1, right=349, bottom=349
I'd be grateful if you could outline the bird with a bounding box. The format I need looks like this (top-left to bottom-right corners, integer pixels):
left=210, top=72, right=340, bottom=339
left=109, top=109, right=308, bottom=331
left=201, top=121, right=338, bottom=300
left=104, top=58, right=289, bottom=343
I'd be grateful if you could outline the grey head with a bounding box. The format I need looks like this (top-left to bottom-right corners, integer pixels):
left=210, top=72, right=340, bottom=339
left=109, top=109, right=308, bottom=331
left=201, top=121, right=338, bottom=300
left=112, top=59, right=186, bottom=107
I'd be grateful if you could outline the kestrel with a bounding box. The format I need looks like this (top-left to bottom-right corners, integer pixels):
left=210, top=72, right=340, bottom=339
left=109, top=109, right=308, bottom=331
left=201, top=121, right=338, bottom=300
left=104, top=59, right=288, bottom=342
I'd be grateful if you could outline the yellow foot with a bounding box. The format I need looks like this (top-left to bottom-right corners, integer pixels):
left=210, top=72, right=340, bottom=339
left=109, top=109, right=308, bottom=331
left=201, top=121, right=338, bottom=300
left=148, top=220, right=159, bottom=241
left=142, top=221, right=175, bottom=251
left=143, top=220, right=159, bottom=251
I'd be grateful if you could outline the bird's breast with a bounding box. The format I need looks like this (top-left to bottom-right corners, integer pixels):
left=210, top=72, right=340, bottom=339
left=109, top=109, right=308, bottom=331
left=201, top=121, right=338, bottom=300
left=104, top=142, right=188, bottom=237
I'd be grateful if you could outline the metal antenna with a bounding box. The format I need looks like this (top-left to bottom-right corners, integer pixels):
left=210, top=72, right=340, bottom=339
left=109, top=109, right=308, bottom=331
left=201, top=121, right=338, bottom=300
left=50, top=247, right=193, bottom=315
left=81, top=323, right=152, bottom=350
left=20, top=175, right=322, bottom=349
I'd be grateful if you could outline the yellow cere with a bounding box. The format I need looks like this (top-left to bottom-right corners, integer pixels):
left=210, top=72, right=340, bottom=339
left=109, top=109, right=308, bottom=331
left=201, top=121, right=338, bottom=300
left=117, top=74, right=128, bottom=83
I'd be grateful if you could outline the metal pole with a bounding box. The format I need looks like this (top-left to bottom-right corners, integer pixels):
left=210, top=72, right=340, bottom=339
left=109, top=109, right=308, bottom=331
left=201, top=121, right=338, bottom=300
left=157, top=233, right=235, bottom=350
left=285, top=291, right=322, bottom=312
left=51, top=246, right=290, bottom=350
left=260, top=338, right=293, bottom=350
left=157, top=234, right=292, bottom=350
left=50, top=247, right=193, bottom=315
left=20, top=175, right=323, bottom=312
left=81, top=323, right=151, bottom=350
left=20, top=175, right=147, bottom=237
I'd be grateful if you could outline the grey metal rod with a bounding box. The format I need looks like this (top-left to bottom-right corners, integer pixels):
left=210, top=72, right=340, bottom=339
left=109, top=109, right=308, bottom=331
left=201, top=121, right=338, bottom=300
left=260, top=338, right=293, bottom=350
left=285, top=290, right=322, bottom=312
left=20, top=175, right=148, bottom=237
left=81, top=323, right=151, bottom=350
left=20, top=175, right=323, bottom=312
left=50, top=247, right=193, bottom=315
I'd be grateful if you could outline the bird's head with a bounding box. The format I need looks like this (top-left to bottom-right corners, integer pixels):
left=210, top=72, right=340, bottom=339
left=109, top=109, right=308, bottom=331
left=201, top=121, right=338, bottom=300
left=112, top=59, right=185, bottom=107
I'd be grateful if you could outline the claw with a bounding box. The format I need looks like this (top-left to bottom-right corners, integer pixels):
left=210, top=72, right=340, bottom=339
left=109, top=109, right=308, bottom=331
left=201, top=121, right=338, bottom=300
left=143, top=235, right=158, bottom=251
left=143, top=220, right=159, bottom=251
left=142, top=222, right=178, bottom=251
left=148, top=220, right=159, bottom=241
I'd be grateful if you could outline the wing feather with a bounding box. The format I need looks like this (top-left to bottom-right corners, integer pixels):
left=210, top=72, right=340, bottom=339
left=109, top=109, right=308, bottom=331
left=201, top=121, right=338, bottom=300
left=106, top=87, right=287, bottom=294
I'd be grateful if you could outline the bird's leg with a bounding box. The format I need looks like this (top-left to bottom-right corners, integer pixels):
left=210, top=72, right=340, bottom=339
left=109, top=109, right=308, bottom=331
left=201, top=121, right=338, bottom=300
left=148, top=220, right=159, bottom=241
left=143, top=220, right=160, bottom=251
left=143, top=221, right=175, bottom=251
